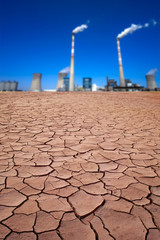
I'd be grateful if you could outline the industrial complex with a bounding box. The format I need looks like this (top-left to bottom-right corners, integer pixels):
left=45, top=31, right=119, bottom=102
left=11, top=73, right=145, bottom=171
left=0, top=23, right=159, bottom=92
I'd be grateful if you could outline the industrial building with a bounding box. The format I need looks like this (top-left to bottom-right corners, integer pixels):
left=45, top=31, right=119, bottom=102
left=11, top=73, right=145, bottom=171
left=83, top=78, right=92, bottom=91
left=0, top=81, right=18, bottom=91
left=105, top=77, right=143, bottom=91
left=63, top=77, right=70, bottom=91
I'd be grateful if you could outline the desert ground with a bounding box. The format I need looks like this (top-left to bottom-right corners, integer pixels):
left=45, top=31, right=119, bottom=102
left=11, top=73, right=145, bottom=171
left=0, top=92, right=160, bottom=240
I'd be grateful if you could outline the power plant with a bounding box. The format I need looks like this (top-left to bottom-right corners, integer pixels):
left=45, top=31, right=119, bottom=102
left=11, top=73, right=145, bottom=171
left=29, top=73, right=42, bottom=92
left=1, top=22, right=159, bottom=92
left=145, top=69, right=158, bottom=90
left=56, top=67, right=70, bottom=91
left=117, top=38, right=125, bottom=87
left=146, top=75, right=157, bottom=90
left=69, top=23, right=88, bottom=91
left=69, top=33, right=75, bottom=91
left=0, top=81, right=18, bottom=91
left=116, top=23, right=152, bottom=89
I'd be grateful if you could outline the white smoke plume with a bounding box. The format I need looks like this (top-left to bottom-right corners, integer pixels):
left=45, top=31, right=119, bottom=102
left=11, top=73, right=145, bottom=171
left=146, top=68, right=158, bottom=75
left=117, top=24, right=143, bottom=39
left=144, top=23, right=149, bottom=28
left=59, top=66, right=70, bottom=74
left=72, top=24, right=88, bottom=34
left=152, top=19, right=157, bottom=25
left=117, top=19, right=158, bottom=39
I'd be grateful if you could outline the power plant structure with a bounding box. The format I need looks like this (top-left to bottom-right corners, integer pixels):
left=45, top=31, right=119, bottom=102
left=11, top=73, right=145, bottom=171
left=83, top=78, right=92, bottom=91
left=69, top=23, right=88, bottom=91
left=56, top=67, right=70, bottom=91
left=29, top=73, right=42, bottom=92
left=145, top=74, right=157, bottom=90
left=69, top=33, right=75, bottom=91
left=10, top=81, right=18, bottom=91
left=117, top=38, right=125, bottom=87
left=0, top=81, right=5, bottom=91
left=0, top=81, right=18, bottom=91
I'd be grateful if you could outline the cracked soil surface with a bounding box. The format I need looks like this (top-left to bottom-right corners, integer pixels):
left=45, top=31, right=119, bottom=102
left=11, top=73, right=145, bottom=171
left=0, top=91, right=160, bottom=240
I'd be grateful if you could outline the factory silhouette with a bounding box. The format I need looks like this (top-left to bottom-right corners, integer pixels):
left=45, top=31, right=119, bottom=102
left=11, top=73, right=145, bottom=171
left=0, top=22, right=159, bottom=92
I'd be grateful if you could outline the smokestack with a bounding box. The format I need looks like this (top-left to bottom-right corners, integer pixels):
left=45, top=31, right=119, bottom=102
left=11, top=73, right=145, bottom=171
left=69, top=33, right=75, bottom=91
left=69, top=23, right=88, bottom=91
left=117, top=38, right=125, bottom=87
left=29, top=73, right=42, bottom=92
left=145, top=69, right=158, bottom=90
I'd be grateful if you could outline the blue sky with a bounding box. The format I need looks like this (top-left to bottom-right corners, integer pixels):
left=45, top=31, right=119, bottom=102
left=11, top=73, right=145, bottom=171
left=0, top=0, right=160, bottom=90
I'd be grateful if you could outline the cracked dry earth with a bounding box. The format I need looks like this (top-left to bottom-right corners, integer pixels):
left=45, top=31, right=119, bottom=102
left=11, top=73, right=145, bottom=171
left=0, top=92, right=160, bottom=240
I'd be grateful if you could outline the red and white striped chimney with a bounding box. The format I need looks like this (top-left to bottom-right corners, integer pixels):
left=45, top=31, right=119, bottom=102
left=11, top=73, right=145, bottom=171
left=69, top=33, right=75, bottom=91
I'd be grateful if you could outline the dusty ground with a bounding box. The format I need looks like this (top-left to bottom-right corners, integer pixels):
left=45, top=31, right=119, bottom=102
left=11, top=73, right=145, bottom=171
left=0, top=91, right=160, bottom=240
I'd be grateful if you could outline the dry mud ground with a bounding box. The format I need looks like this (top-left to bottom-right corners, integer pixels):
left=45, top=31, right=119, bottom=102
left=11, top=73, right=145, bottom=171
left=0, top=92, right=160, bottom=240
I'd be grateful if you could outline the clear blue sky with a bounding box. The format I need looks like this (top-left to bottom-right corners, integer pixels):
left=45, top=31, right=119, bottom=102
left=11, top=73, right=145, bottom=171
left=0, top=0, right=160, bottom=90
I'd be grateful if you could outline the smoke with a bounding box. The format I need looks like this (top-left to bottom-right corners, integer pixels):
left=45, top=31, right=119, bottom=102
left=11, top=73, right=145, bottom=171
left=59, top=67, right=70, bottom=74
left=146, top=68, right=158, bottom=75
left=117, top=19, right=157, bottom=39
left=117, top=24, right=143, bottom=39
left=144, top=23, right=149, bottom=28
left=72, top=24, right=88, bottom=34
left=151, top=19, right=157, bottom=25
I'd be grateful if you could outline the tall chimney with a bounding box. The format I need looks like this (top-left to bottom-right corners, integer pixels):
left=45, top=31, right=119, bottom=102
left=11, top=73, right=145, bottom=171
left=117, top=38, right=125, bottom=87
left=69, top=33, right=75, bottom=91
left=29, top=73, right=42, bottom=92
left=145, top=74, right=157, bottom=90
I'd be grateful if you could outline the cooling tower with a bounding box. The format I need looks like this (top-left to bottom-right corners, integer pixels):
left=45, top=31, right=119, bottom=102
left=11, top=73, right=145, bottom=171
left=69, top=33, right=75, bottom=91
left=10, top=81, right=18, bottom=91
left=145, top=74, right=157, bottom=90
left=29, top=73, right=42, bottom=92
left=5, top=81, right=11, bottom=91
left=117, top=38, right=125, bottom=87
left=0, top=81, right=5, bottom=91
left=56, top=73, right=67, bottom=91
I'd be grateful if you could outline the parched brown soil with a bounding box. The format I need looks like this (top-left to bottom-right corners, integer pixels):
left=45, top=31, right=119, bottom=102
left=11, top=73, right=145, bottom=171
left=0, top=92, right=160, bottom=240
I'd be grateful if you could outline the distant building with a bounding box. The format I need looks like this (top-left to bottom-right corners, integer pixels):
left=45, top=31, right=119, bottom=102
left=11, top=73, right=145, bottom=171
left=105, top=79, right=117, bottom=91
left=10, top=81, right=18, bottom=91
left=125, top=79, right=132, bottom=87
left=0, top=81, right=18, bottom=91
left=83, top=78, right=92, bottom=91
left=63, top=77, right=70, bottom=91
left=92, top=84, right=97, bottom=91
left=0, top=81, right=5, bottom=91
left=44, top=89, right=56, bottom=92
left=105, top=77, right=143, bottom=91
left=4, top=81, right=11, bottom=91
left=109, top=79, right=117, bottom=87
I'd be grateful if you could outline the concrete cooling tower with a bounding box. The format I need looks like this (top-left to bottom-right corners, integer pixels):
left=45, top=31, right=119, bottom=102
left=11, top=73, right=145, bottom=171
left=10, top=81, right=18, bottom=91
left=56, top=67, right=70, bottom=91
left=56, top=73, right=67, bottom=90
left=5, top=81, right=11, bottom=91
left=0, top=81, right=18, bottom=91
left=29, top=73, right=42, bottom=91
left=145, top=74, right=157, bottom=90
left=0, top=81, right=5, bottom=91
